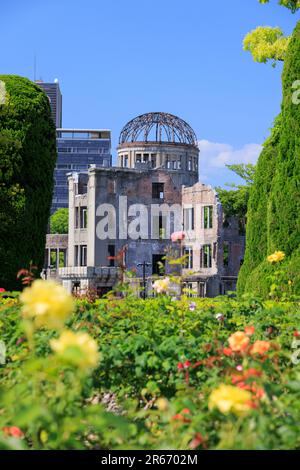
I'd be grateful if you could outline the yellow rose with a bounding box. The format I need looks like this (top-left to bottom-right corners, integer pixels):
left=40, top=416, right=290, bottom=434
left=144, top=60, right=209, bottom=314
left=50, top=330, right=99, bottom=369
left=267, top=251, right=285, bottom=264
left=250, top=340, right=271, bottom=355
left=153, top=277, right=170, bottom=294
left=156, top=398, right=169, bottom=411
left=228, top=331, right=250, bottom=352
left=209, top=384, right=252, bottom=417
left=20, top=280, right=74, bottom=329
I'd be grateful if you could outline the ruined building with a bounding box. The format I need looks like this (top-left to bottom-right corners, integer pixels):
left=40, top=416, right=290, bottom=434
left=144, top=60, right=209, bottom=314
left=45, top=112, right=245, bottom=297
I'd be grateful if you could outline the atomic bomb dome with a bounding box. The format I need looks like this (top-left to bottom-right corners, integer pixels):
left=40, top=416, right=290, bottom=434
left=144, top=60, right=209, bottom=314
left=119, top=112, right=198, bottom=146
left=118, top=112, right=199, bottom=187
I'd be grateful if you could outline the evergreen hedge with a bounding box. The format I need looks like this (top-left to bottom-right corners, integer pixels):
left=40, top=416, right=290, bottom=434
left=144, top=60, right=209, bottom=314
left=237, top=21, right=300, bottom=296
left=0, top=75, right=56, bottom=290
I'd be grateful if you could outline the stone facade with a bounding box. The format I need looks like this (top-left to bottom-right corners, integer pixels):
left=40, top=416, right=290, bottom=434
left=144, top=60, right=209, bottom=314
left=117, top=141, right=198, bottom=188
left=181, top=182, right=222, bottom=297
left=62, top=168, right=183, bottom=294
left=54, top=168, right=244, bottom=297
left=181, top=183, right=245, bottom=297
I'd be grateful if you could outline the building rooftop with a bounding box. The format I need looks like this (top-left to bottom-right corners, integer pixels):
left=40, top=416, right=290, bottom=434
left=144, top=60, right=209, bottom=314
left=57, top=128, right=111, bottom=133
left=56, top=129, right=111, bottom=140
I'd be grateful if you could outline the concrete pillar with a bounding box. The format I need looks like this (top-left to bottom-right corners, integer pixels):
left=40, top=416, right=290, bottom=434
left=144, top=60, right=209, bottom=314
left=130, top=150, right=134, bottom=168
left=68, top=175, right=75, bottom=267
left=87, top=171, right=96, bottom=266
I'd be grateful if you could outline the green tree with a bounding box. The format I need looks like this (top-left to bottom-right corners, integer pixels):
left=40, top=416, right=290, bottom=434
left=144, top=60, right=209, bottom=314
left=50, top=208, right=69, bottom=234
left=216, top=164, right=256, bottom=234
left=243, top=0, right=299, bottom=65
left=237, top=117, right=281, bottom=294
left=238, top=22, right=300, bottom=296
left=268, top=23, right=300, bottom=256
left=226, top=163, right=256, bottom=184
left=243, top=26, right=290, bottom=64
left=259, top=0, right=300, bottom=12
left=0, top=76, right=56, bottom=290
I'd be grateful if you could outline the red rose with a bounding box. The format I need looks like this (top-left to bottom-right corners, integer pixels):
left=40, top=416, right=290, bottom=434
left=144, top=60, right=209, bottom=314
left=171, top=413, right=191, bottom=424
left=189, top=432, right=207, bottom=449
left=245, top=326, right=255, bottom=336
left=2, top=426, right=24, bottom=438
left=223, top=347, right=233, bottom=357
left=244, top=368, right=262, bottom=379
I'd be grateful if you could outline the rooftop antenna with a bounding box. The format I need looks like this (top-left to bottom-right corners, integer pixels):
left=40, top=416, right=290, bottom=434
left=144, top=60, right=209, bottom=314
left=34, top=53, right=37, bottom=81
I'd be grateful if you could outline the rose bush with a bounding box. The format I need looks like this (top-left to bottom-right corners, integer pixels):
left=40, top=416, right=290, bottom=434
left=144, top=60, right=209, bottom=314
left=1, top=282, right=300, bottom=449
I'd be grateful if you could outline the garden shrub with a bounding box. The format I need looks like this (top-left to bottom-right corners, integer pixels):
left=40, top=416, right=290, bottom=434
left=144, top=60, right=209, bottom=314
left=0, top=75, right=56, bottom=290
left=2, top=285, right=300, bottom=450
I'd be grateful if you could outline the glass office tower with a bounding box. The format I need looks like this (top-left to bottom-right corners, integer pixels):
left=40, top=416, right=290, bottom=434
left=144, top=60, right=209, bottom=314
left=52, top=129, right=112, bottom=213
left=35, top=80, right=62, bottom=128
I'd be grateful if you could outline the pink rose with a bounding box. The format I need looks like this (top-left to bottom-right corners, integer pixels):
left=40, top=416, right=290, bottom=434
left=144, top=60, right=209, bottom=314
left=171, top=231, right=185, bottom=242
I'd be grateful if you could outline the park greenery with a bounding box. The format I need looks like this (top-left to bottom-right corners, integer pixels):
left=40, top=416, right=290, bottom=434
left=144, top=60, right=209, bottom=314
left=1, top=257, right=300, bottom=450
left=1, top=0, right=300, bottom=451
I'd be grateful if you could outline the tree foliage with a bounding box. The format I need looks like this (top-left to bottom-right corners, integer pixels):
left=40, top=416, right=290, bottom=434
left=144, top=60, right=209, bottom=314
left=268, top=21, right=300, bottom=254
left=243, top=0, right=299, bottom=65
left=226, top=163, right=256, bottom=184
left=259, top=0, right=300, bottom=12
left=238, top=21, right=300, bottom=296
left=50, top=208, right=69, bottom=234
left=216, top=164, right=256, bottom=233
left=0, top=75, right=56, bottom=290
left=243, top=26, right=290, bottom=64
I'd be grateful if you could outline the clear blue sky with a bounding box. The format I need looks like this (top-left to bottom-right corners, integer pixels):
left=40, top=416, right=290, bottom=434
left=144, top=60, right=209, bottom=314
left=1, top=0, right=298, bottom=186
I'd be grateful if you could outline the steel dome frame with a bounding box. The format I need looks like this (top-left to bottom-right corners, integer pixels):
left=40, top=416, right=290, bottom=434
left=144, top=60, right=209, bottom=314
left=119, top=112, right=197, bottom=146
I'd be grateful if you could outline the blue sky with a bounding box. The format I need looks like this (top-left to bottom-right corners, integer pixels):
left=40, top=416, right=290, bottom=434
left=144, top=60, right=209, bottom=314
left=1, top=0, right=298, bottom=187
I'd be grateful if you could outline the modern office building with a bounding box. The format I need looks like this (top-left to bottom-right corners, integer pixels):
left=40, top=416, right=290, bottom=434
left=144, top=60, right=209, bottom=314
left=52, top=129, right=112, bottom=213
left=35, top=80, right=62, bottom=128
left=34, top=80, right=112, bottom=213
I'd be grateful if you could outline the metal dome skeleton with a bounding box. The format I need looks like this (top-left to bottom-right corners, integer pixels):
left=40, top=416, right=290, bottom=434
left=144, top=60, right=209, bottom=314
left=119, top=112, right=197, bottom=147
